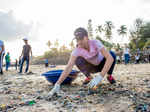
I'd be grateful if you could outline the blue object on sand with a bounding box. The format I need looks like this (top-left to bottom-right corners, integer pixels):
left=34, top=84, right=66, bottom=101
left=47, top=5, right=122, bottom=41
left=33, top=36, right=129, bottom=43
left=49, top=65, right=56, bottom=68
left=42, top=69, right=79, bottom=84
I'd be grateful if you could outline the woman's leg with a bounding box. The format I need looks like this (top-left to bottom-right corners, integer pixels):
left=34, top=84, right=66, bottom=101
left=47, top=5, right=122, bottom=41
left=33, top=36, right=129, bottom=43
left=75, top=52, right=116, bottom=76
left=75, top=51, right=116, bottom=84
left=75, top=56, right=101, bottom=84
left=96, top=51, right=116, bottom=84
left=107, top=51, right=116, bottom=75
left=96, top=51, right=116, bottom=75
left=106, top=51, right=116, bottom=84
left=75, top=56, right=100, bottom=78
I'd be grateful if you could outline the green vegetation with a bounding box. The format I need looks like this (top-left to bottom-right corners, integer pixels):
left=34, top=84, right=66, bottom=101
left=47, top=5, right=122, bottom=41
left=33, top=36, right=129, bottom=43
left=35, top=18, right=150, bottom=65
left=129, top=18, right=150, bottom=51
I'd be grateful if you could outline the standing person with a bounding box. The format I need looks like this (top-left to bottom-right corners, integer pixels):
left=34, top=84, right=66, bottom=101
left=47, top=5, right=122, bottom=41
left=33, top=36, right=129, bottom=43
left=5, top=52, right=11, bottom=71
left=45, top=58, right=49, bottom=67
left=15, top=59, right=18, bottom=70
left=0, top=40, right=5, bottom=75
left=19, top=38, right=32, bottom=74
left=123, top=45, right=130, bottom=64
left=47, top=27, right=116, bottom=98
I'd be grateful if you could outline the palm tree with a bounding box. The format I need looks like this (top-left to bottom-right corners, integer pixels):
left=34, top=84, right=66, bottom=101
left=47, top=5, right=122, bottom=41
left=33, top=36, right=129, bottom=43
left=95, top=25, right=103, bottom=34
left=117, top=25, right=127, bottom=37
left=117, top=25, right=127, bottom=43
left=129, top=18, right=143, bottom=49
left=87, top=19, right=93, bottom=39
left=104, top=21, right=114, bottom=40
left=46, top=40, right=52, bottom=49
left=54, top=39, right=59, bottom=48
left=69, top=40, right=75, bottom=50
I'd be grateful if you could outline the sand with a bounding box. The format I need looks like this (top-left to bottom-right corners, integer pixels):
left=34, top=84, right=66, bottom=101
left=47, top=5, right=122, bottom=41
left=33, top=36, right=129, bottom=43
left=0, top=64, right=150, bottom=112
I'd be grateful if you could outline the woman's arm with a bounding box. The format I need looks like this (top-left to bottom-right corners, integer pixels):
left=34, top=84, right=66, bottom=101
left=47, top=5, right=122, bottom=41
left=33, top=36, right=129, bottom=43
left=88, top=48, right=114, bottom=88
left=100, top=48, right=114, bottom=77
left=56, top=55, right=77, bottom=84
left=47, top=55, right=77, bottom=98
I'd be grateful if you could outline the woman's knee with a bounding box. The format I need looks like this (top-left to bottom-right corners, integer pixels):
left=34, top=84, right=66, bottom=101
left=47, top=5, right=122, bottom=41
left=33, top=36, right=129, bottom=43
left=75, top=56, right=87, bottom=66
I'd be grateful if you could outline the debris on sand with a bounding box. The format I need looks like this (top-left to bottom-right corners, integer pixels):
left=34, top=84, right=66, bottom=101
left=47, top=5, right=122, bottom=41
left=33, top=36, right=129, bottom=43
left=0, top=64, right=150, bottom=112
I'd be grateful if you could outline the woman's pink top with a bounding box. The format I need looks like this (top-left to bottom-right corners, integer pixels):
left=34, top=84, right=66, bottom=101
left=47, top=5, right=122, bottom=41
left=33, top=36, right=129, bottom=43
left=71, top=40, right=104, bottom=65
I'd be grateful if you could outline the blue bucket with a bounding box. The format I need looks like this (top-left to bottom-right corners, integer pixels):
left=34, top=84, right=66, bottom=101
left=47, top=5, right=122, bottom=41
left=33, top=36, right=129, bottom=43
left=42, top=70, right=79, bottom=85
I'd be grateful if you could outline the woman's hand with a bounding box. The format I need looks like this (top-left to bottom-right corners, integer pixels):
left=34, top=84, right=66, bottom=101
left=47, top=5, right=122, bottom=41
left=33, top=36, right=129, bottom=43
left=47, top=83, right=60, bottom=98
left=88, top=73, right=103, bottom=88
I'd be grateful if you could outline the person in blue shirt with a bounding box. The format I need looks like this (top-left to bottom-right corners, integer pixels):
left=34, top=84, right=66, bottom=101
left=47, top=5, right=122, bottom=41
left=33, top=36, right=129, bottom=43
left=0, top=40, right=5, bottom=75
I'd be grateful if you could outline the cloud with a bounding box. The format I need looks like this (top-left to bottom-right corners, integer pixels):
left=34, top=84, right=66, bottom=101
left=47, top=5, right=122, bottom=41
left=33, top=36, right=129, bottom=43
left=140, top=0, right=150, bottom=3
left=0, top=10, right=33, bottom=41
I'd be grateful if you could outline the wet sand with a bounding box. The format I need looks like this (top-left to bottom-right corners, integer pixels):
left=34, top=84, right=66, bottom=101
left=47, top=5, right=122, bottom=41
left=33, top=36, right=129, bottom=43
left=0, top=64, right=150, bottom=112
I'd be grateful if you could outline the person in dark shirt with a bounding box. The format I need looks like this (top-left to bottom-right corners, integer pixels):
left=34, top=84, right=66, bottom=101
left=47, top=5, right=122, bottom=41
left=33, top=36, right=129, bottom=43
left=15, top=59, right=18, bottom=70
left=19, top=38, right=32, bottom=74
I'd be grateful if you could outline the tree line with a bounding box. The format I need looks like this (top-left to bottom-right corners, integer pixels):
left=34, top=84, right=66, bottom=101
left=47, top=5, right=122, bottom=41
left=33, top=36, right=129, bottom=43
left=35, top=18, right=150, bottom=65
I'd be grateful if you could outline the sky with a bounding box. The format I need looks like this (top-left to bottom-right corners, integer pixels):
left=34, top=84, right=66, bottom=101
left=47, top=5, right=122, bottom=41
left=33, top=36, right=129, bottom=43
left=0, top=0, right=150, bottom=61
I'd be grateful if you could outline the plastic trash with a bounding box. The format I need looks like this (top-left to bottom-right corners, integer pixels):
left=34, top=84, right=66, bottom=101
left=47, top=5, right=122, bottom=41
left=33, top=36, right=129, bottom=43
left=0, top=104, right=6, bottom=110
left=25, top=100, right=36, bottom=106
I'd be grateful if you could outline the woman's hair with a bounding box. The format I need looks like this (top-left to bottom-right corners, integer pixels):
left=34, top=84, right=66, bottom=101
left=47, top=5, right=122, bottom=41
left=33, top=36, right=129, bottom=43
left=74, top=27, right=88, bottom=40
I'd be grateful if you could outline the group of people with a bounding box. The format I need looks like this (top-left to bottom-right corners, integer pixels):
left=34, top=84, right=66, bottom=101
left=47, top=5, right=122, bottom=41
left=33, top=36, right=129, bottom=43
left=0, top=38, right=32, bottom=75
left=116, top=48, right=150, bottom=64
left=116, top=46, right=131, bottom=64
left=0, top=27, right=117, bottom=98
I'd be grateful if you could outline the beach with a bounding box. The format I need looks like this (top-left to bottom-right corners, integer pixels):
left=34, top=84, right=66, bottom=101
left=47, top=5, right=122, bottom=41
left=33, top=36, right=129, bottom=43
left=0, top=64, right=150, bottom=112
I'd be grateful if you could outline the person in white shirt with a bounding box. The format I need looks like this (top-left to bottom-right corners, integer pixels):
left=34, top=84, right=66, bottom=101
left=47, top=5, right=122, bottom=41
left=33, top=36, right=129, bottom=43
left=135, top=53, right=140, bottom=64
left=0, top=40, right=5, bottom=75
